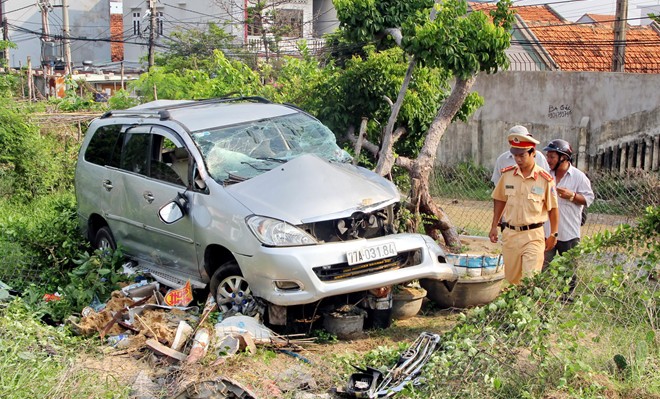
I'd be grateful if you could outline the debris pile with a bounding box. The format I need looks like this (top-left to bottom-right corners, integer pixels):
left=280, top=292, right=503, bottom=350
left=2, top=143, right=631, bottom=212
left=68, top=276, right=314, bottom=366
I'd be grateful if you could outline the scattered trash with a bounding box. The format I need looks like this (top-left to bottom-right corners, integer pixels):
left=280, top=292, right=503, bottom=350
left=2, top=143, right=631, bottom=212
left=345, top=332, right=441, bottom=398
left=88, top=294, right=106, bottom=312
left=146, top=338, right=187, bottom=362
left=106, top=333, right=131, bottom=349
left=215, top=335, right=241, bottom=356
left=70, top=276, right=314, bottom=370
left=43, top=292, right=61, bottom=302
left=186, top=327, right=210, bottom=364
left=171, top=377, right=257, bottom=399
left=323, top=305, right=367, bottom=340
left=121, top=280, right=159, bottom=300
left=171, top=320, right=193, bottom=352
left=214, top=315, right=274, bottom=342
left=277, top=349, right=311, bottom=364
left=163, top=280, right=193, bottom=307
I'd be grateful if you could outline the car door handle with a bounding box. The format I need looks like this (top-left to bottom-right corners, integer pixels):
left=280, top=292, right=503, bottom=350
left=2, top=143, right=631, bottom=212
left=102, top=180, right=113, bottom=191
left=143, top=191, right=155, bottom=203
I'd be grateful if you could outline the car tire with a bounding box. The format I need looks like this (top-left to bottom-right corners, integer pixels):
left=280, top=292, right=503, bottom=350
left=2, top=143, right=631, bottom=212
left=210, top=261, right=252, bottom=313
left=94, top=226, right=117, bottom=252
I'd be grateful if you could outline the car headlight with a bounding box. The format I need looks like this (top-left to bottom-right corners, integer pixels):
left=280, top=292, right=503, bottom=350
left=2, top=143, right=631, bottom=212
left=246, top=215, right=317, bottom=247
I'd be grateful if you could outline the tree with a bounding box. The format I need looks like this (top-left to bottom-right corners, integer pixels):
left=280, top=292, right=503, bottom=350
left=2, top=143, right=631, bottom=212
left=154, top=23, right=237, bottom=71
left=333, top=0, right=514, bottom=248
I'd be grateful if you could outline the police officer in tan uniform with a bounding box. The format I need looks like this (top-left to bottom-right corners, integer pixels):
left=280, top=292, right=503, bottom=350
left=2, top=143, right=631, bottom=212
left=489, top=129, right=559, bottom=285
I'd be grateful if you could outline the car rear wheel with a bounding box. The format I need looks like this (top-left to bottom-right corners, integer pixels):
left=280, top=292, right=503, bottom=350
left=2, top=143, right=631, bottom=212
left=210, top=261, right=252, bottom=313
left=94, top=226, right=116, bottom=253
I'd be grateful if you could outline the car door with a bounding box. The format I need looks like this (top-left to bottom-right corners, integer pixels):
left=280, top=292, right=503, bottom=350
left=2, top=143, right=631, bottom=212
left=113, top=125, right=200, bottom=282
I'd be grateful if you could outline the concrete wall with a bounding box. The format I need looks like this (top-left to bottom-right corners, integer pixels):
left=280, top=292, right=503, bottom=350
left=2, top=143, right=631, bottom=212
left=438, top=71, right=660, bottom=172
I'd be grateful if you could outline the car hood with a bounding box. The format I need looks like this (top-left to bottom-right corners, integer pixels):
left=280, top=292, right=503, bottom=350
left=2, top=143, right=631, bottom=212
left=225, top=154, right=400, bottom=224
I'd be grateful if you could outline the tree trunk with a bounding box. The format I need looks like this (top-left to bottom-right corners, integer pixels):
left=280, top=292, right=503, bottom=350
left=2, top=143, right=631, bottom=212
left=374, top=56, right=416, bottom=176
left=410, top=76, right=477, bottom=250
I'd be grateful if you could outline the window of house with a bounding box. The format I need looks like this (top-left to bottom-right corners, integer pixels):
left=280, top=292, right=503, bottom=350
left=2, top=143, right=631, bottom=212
left=247, top=7, right=264, bottom=36
left=132, top=11, right=141, bottom=36
left=157, top=11, right=164, bottom=36
left=274, top=9, right=303, bottom=37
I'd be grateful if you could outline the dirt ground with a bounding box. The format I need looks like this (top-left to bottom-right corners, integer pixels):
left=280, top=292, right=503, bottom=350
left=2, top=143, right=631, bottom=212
left=437, top=198, right=631, bottom=239
left=76, top=302, right=463, bottom=398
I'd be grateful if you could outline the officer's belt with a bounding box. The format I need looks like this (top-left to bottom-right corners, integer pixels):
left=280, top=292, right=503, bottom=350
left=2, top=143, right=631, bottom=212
left=500, top=222, right=544, bottom=232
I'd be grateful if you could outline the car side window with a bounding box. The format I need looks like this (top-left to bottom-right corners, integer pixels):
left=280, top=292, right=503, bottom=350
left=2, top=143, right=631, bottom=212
left=84, top=124, right=123, bottom=167
left=120, top=132, right=151, bottom=175
left=118, top=126, right=188, bottom=186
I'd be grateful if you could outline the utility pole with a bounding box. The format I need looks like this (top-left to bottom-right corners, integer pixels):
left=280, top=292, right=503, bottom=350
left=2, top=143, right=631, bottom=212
left=38, top=1, right=52, bottom=77
left=0, top=0, right=9, bottom=67
left=62, top=0, right=72, bottom=74
left=148, top=0, right=156, bottom=70
left=612, top=0, right=628, bottom=72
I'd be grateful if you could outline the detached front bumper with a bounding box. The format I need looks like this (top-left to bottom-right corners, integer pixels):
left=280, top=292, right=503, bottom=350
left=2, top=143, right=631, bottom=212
left=236, top=233, right=459, bottom=306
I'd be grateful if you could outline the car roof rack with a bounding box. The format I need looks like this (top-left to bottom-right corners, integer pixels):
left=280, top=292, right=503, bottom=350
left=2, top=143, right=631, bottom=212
left=100, top=95, right=273, bottom=120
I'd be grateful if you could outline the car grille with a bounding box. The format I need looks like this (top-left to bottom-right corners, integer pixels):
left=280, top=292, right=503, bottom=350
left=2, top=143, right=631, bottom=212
left=313, top=249, right=422, bottom=281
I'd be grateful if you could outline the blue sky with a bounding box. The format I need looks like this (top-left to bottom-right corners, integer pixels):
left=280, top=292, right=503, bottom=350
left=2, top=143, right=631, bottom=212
left=512, top=0, right=660, bottom=24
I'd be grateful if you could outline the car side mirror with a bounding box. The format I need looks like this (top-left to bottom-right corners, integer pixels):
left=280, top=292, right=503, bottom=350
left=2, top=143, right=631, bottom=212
left=159, top=192, right=189, bottom=224
left=159, top=201, right=184, bottom=224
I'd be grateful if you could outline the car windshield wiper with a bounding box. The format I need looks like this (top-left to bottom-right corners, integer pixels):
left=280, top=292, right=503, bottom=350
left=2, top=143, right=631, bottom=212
left=223, top=173, right=247, bottom=185
left=240, top=161, right=272, bottom=171
left=254, top=157, right=287, bottom=163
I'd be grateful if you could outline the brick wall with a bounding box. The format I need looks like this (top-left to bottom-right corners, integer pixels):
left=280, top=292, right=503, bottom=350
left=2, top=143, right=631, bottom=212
left=110, top=13, right=124, bottom=62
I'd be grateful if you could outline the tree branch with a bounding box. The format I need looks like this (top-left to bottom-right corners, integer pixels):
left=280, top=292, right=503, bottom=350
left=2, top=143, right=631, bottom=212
left=384, top=28, right=403, bottom=46
left=395, top=156, right=413, bottom=172
left=374, top=56, right=417, bottom=177
left=344, top=125, right=379, bottom=157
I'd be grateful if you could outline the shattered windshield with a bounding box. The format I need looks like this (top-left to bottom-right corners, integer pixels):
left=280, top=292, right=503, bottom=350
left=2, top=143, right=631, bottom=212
left=191, top=112, right=352, bottom=185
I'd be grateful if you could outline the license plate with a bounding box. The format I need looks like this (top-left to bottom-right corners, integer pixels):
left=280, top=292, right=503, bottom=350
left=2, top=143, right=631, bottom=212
left=346, top=242, right=397, bottom=266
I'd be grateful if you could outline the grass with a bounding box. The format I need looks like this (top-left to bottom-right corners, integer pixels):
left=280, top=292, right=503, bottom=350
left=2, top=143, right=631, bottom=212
left=0, top=299, right=130, bottom=398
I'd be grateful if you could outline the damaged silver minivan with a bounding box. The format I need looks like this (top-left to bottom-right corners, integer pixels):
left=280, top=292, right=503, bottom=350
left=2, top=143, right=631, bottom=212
left=75, top=97, right=457, bottom=323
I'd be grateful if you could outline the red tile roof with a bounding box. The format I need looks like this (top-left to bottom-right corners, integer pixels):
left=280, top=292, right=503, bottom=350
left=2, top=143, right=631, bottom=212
left=468, top=2, right=660, bottom=73
left=528, top=24, right=660, bottom=73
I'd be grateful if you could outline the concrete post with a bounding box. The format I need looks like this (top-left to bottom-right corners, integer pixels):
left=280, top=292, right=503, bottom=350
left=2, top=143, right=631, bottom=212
left=627, top=143, right=635, bottom=170
left=619, top=144, right=627, bottom=174
left=652, top=136, right=659, bottom=172
left=643, top=138, right=652, bottom=171
left=578, top=116, right=590, bottom=171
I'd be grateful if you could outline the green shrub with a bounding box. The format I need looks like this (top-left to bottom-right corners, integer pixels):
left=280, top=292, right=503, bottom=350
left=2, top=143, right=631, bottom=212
left=23, top=248, right=131, bottom=323
left=0, top=192, right=86, bottom=290
left=0, top=100, right=78, bottom=200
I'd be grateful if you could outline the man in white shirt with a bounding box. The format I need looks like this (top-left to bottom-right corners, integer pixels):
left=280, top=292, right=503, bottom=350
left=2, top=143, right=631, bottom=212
left=491, top=126, right=550, bottom=185
left=542, top=139, right=594, bottom=267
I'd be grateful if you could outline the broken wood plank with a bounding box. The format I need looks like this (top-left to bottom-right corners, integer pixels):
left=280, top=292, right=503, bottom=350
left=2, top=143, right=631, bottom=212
left=146, top=338, right=187, bottom=362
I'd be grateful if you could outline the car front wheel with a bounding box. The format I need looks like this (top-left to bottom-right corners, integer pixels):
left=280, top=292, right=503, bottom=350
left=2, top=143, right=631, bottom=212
left=210, top=261, right=252, bottom=313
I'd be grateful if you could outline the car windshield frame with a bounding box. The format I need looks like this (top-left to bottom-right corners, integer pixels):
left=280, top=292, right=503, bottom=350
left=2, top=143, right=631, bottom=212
left=191, top=112, right=352, bottom=185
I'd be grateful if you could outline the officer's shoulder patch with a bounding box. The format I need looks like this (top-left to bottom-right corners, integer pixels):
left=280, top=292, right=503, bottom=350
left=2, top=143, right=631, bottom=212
left=539, top=170, right=553, bottom=182
left=500, top=165, right=516, bottom=174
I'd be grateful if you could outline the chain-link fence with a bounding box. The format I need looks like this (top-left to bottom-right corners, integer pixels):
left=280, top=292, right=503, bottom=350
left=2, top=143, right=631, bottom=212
left=430, top=162, right=660, bottom=239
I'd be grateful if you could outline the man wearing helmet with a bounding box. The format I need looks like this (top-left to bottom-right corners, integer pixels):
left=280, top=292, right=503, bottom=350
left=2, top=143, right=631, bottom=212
left=491, top=125, right=550, bottom=184
left=543, top=139, right=594, bottom=267
left=489, top=128, right=559, bottom=285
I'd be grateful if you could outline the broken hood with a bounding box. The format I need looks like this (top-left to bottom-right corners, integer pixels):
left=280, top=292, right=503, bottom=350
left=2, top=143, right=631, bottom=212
left=225, top=154, right=400, bottom=224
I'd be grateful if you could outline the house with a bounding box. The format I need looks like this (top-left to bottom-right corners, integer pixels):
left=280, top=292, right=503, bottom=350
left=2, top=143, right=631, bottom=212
left=120, top=0, right=337, bottom=63
left=469, top=3, right=660, bottom=74
left=3, top=0, right=338, bottom=70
